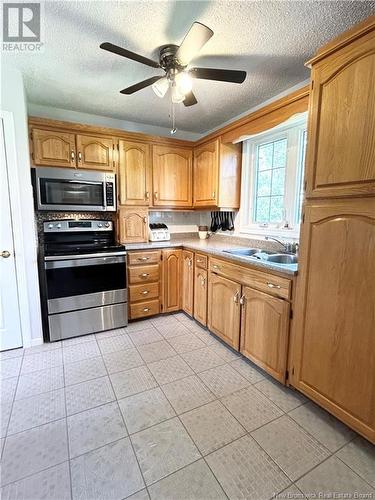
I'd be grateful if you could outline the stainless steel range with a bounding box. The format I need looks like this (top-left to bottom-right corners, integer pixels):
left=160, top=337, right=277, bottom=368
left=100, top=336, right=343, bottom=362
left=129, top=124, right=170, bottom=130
left=39, top=219, right=127, bottom=341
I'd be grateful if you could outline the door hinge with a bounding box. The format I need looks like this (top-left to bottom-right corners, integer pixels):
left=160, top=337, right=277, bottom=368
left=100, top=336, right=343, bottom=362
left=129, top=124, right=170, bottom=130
left=302, top=212, right=305, bottom=224
left=160, top=303, right=163, bottom=312
left=290, top=309, right=293, bottom=319
left=160, top=253, right=163, bottom=261
left=30, top=131, right=33, bottom=140
left=285, top=370, right=289, bottom=381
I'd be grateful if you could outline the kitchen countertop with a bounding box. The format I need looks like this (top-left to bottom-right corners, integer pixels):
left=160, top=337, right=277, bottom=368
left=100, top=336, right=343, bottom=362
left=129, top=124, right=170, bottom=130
left=125, top=238, right=298, bottom=276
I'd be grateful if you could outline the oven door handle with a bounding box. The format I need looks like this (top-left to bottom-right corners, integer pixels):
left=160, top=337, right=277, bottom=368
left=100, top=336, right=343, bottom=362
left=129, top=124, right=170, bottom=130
left=44, top=251, right=127, bottom=261
left=45, top=255, right=126, bottom=269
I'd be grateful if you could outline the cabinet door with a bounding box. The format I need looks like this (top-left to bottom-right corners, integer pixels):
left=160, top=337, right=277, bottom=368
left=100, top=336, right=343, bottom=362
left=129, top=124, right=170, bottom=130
left=194, top=268, right=207, bottom=326
left=162, top=249, right=181, bottom=313
left=181, top=250, right=194, bottom=316
left=193, top=139, right=219, bottom=207
left=118, top=140, right=151, bottom=205
left=118, top=207, right=148, bottom=243
left=152, top=146, right=192, bottom=207
left=292, top=198, right=375, bottom=442
left=76, top=134, right=115, bottom=171
left=240, top=287, right=289, bottom=383
left=306, top=30, right=375, bottom=198
left=207, top=273, right=241, bottom=350
left=32, top=128, right=76, bottom=167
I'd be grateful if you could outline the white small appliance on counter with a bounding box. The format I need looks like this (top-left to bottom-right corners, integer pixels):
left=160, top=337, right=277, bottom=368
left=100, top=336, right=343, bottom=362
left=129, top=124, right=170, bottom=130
left=149, top=223, right=170, bottom=242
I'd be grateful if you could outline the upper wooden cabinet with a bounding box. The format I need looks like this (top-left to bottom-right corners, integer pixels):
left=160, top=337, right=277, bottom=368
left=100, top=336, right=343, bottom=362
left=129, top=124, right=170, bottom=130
left=193, top=139, right=242, bottom=208
left=291, top=197, right=375, bottom=442
left=152, top=145, right=193, bottom=207
left=31, top=128, right=116, bottom=171
left=118, top=140, right=151, bottom=206
left=305, top=19, right=375, bottom=198
left=240, top=287, right=289, bottom=383
left=76, top=135, right=116, bottom=171
left=32, top=129, right=76, bottom=168
left=162, top=249, right=181, bottom=313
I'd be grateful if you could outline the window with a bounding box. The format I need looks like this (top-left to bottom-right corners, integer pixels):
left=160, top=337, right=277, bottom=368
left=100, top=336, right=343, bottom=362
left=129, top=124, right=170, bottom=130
left=240, top=115, right=307, bottom=237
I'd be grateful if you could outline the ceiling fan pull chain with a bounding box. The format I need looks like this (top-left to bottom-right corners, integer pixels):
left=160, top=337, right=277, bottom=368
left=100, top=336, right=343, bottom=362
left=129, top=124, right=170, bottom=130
left=170, top=101, right=177, bottom=135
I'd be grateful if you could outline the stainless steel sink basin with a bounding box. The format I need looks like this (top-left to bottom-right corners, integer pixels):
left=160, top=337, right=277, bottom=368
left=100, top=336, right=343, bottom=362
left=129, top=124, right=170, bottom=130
left=224, top=248, right=261, bottom=257
left=264, top=253, right=298, bottom=264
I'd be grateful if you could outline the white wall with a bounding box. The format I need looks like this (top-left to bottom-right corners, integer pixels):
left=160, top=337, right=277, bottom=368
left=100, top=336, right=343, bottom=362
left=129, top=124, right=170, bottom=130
left=28, top=103, right=200, bottom=142
left=1, top=65, right=43, bottom=345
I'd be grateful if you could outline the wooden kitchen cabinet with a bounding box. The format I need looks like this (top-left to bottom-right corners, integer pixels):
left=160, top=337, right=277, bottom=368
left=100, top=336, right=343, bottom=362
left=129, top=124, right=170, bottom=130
left=194, top=267, right=208, bottom=326
left=76, top=134, right=116, bottom=171
left=118, top=207, right=148, bottom=243
left=207, top=273, right=241, bottom=350
left=181, top=250, right=194, bottom=316
left=31, top=128, right=76, bottom=168
left=240, top=287, right=289, bottom=383
left=193, top=138, right=242, bottom=208
left=291, top=197, right=375, bottom=442
left=118, top=140, right=151, bottom=205
left=162, top=249, right=182, bottom=313
left=305, top=19, right=375, bottom=198
left=152, top=145, right=193, bottom=207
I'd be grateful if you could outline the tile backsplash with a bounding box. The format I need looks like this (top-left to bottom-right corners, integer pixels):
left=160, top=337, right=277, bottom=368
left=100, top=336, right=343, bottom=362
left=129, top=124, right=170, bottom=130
left=149, top=211, right=210, bottom=233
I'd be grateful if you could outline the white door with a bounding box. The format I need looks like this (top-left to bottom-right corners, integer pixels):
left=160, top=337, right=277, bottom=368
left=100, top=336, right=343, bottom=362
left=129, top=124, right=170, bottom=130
left=0, top=119, right=23, bottom=350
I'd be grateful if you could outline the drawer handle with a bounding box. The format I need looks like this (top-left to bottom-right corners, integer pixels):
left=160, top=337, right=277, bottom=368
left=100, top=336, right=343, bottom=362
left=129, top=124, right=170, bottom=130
left=140, top=273, right=149, bottom=277
left=143, top=308, right=150, bottom=312
left=266, top=282, right=281, bottom=289
left=141, top=290, right=149, bottom=295
left=196, top=259, right=204, bottom=263
left=213, top=264, right=220, bottom=270
left=138, top=257, right=149, bottom=261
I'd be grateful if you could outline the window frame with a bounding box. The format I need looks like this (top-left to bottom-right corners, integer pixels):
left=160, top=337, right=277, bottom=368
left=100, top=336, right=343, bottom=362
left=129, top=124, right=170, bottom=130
left=239, top=116, right=307, bottom=238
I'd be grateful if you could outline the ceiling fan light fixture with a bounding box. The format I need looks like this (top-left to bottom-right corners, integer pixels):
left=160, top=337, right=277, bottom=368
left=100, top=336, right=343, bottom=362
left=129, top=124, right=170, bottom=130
left=171, top=82, right=185, bottom=103
left=176, top=72, right=193, bottom=95
left=152, top=77, right=169, bottom=98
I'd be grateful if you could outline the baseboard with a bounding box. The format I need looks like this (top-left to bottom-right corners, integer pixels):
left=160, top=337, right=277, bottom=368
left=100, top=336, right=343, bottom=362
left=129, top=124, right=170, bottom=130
left=29, top=337, right=44, bottom=347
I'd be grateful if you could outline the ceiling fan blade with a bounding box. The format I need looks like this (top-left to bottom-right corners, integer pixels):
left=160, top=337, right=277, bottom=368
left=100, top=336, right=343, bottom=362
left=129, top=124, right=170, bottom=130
left=100, top=42, right=160, bottom=69
left=190, top=67, right=246, bottom=83
left=183, top=91, right=198, bottom=107
left=176, top=22, right=213, bottom=66
left=120, top=76, right=163, bottom=95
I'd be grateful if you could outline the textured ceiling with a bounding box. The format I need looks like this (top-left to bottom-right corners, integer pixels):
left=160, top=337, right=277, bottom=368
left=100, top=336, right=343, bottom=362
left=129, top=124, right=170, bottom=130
left=4, top=1, right=375, bottom=133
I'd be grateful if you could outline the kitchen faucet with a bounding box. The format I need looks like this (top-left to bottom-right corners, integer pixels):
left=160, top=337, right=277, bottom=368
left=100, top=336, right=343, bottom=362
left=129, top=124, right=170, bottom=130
left=265, top=236, right=298, bottom=254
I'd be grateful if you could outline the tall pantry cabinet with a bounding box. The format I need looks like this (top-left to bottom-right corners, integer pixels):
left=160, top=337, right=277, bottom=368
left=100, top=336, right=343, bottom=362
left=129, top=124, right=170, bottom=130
left=290, top=16, right=375, bottom=443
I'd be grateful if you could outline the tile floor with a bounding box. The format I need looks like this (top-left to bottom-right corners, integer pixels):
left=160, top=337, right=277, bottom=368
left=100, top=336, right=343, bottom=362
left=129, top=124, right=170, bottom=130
left=1, top=313, right=374, bottom=500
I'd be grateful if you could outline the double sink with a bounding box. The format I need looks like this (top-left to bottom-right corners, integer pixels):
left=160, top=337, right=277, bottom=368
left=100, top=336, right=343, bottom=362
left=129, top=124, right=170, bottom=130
left=224, top=248, right=298, bottom=265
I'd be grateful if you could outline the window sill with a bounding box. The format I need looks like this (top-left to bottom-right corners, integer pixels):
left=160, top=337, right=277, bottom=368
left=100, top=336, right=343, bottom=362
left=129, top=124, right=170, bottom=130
left=238, top=226, right=300, bottom=240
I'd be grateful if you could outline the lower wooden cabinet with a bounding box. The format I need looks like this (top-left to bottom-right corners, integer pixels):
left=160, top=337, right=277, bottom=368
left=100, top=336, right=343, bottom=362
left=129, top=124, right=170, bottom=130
left=207, top=273, right=241, bottom=350
left=194, top=267, right=207, bottom=326
left=118, top=207, right=148, bottom=243
left=130, top=299, right=160, bottom=319
left=240, top=286, right=290, bottom=383
left=162, top=249, right=182, bottom=313
left=182, top=250, right=194, bottom=316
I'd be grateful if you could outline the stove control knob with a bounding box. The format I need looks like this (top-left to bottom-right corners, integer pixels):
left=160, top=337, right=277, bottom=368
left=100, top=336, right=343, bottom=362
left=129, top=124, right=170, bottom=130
left=104, top=222, right=110, bottom=228
left=97, top=223, right=103, bottom=228
left=56, top=224, right=61, bottom=229
left=48, top=224, right=54, bottom=229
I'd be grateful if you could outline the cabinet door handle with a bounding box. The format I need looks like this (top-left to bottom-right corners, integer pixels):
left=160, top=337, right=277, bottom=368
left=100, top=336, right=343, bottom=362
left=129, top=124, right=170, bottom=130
left=145, top=191, right=150, bottom=200
left=140, top=273, right=149, bottom=277
left=212, top=191, right=216, bottom=199
left=154, top=192, right=158, bottom=200
left=233, top=291, right=240, bottom=303
left=71, top=150, right=75, bottom=162
left=138, top=257, right=149, bottom=261
left=266, top=282, right=281, bottom=289
left=143, top=308, right=150, bottom=312
left=188, top=259, right=192, bottom=267
left=141, top=290, right=149, bottom=295
left=78, top=151, right=82, bottom=162
left=143, top=216, right=147, bottom=224
left=239, top=295, right=246, bottom=306
left=201, top=278, right=206, bottom=287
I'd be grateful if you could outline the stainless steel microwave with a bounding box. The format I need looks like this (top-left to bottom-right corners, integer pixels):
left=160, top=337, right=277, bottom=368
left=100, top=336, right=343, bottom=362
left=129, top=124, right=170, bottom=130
left=32, top=167, right=116, bottom=212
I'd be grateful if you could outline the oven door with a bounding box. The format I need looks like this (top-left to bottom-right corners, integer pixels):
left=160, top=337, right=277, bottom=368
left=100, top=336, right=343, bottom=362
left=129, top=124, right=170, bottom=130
left=44, top=254, right=127, bottom=313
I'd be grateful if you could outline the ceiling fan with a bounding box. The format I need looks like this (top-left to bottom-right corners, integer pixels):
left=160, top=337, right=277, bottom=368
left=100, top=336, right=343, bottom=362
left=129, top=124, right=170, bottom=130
left=100, top=22, right=247, bottom=107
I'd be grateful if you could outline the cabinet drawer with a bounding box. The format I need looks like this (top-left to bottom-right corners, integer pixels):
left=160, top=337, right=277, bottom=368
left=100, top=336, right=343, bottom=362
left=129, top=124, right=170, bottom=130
left=209, top=257, right=291, bottom=300
left=129, top=283, right=159, bottom=303
left=195, top=253, right=208, bottom=269
left=128, top=264, right=159, bottom=284
left=128, top=251, right=161, bottom=266
left=130, top=299, right=159, bottom=319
